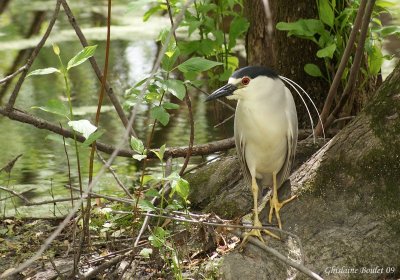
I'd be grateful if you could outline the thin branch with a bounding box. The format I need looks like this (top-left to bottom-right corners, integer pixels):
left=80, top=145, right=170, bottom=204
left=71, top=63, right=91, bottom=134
left=323, top=0, right=376, bottom=130
left=315, top=0, right=367, bottom=135
left=188, top=82, right=236, bottom=112
left=96, top=150, right=133, bottom=199
left=0, top=107, right=235, bottom=158
left=6, top=0, right=61, bottom=111
left=0, top=186, right=31, bottom=204
left=179, top=93, right=194, bottom=176
left=60, top=0, right=136, bottom=137
left=230, top=230, right=324, bottom=280
left=0, top=65, right=27, bottom=84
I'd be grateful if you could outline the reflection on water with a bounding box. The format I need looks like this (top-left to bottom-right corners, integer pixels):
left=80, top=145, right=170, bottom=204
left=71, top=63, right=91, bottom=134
left=0, top=1, right=233, bottom=217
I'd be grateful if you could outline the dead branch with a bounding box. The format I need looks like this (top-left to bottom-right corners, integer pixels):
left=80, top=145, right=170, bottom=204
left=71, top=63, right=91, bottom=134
left=0, top=65, right=27, bottom=85
left=0, top=107, right=235, bottom=158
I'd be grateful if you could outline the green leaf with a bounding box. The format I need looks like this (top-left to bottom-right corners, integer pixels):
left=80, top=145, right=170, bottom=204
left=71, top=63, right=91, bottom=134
left=130, top=136, right=145, bottom=154
left=68, top=120, right=98, bottom=139
left=276, top=19, right=324, bottom=38
left=304, top=63, right=323, bottom=77
left=162, top=47, right=180, bottom=71
left=318, top=0, right=334, bottom=27
left=162, top=102, right=180, bottom=110
left=143, top=4, right=165, bottom=22
left=32, top=99, right=69, bottom=118
left=67, top=45, right=97, bottom=70
left=27, top=67, right=60, bottom=77
left=151, top=106, right=170, bottom=126
left=82, top=129, right=105, bottom=146
left=164, top=79, right=186, bottom=100
left=368, top=45, right=383, bottom=75
left=172, top=178, right=190, bottom=200
left=379, top=25, right=400, bottom=37
left=149, top=227, right=166, bottom=248
left=316, top=43, right=336, bottom=59
left=52, top=43, right=60, bottom=55
left=228, top=17, right=250, bottom=49
left=138, top=199, right=156, bottom=212
left=376, top=0, right=396, bottom=8
left=177, top=57, right=223, bottom=73
left=151, top=144, right=166, bottom=161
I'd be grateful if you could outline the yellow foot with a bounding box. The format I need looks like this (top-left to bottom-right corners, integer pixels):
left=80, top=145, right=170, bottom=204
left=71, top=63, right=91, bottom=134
left=240, top=220, right=280, bottom=247
left=268, top=194, right=297, bottom=229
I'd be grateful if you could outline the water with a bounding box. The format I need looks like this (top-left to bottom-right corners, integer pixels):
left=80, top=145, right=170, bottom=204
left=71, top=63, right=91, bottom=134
left=0, top=0, right=234, bottom=217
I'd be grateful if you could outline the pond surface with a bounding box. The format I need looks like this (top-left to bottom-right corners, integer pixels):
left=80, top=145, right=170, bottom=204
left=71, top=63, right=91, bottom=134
left=0, top=0, right=233, bottom=217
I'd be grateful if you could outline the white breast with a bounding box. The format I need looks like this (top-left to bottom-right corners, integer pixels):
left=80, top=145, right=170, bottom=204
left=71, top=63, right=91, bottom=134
left=234, top=77, right=292, bottom=181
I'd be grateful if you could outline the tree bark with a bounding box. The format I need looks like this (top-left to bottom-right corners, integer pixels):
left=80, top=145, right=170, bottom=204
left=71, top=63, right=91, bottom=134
left=244, top=0, right=329, bottom=127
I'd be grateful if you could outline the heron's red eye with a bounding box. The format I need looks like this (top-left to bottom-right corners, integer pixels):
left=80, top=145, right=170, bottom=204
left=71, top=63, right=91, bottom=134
left=241, top=76, right=251, bottom=86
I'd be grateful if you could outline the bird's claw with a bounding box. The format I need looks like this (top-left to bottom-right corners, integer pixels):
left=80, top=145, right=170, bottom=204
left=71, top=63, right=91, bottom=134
left=269, top=194, right=297, bottom=229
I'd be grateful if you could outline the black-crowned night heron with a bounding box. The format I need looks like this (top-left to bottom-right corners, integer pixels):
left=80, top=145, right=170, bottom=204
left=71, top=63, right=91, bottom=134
left=206, top=66, right=298, bottom=241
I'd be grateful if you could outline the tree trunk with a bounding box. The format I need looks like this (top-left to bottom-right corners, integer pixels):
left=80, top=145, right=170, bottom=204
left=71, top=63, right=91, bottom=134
left=243, top=0, right=329, bottom=127
left=187, top=62, right=400, bottom=279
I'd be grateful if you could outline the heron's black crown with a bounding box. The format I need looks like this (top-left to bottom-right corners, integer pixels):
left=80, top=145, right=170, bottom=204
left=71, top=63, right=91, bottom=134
left=232, top=66, right=279, bottom=80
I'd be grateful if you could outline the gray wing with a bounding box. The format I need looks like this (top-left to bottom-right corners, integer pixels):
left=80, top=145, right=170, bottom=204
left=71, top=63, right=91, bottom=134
left=276, top=88, right=298, bottom=189
left=234, top=116, right=252, bottom=188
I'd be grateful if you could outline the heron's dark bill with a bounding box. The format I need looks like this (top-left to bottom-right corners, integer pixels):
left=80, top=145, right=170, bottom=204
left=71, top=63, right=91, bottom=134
left=205, top=83, right=237, bottom=101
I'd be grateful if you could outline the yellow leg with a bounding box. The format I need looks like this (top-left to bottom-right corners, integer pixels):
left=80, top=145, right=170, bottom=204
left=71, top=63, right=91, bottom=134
left=241, top=176, right=279, bottom=245
left=268, top=172, right=297, bottom=229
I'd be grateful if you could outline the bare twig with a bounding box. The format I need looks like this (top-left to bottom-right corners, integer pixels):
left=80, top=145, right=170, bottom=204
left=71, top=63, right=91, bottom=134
left=0, top=186, right=31, bottom=204
left=96, top=151, right=133, bottom=199
left=0, top=65, right=27, bottom=85
left=6, top=0, right=61, bottom=111
left=188, top=82, right=236, bottom=112
left=315, top=0, right=367, bottom=135
left=60, top=123, right=74, bottom=207
left=49, top=257, right=66, bottom=280
left=82, top=254, right=126, bottom=280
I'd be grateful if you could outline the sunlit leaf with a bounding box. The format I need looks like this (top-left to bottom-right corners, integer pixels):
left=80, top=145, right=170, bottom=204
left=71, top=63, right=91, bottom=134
left=52, top=43, right=60, bottom=56
left=67, top=45, right=97, bottom=70
left=68, top=119, right=97, bottom=139
left=172, top=178, right=190, bottom=200
left=139, top=248, right=153, bottom=258
left=130, top=136, right=145, bottom=154
left=368, top=45, right=383, bottom=75
left=316, top=43, right=336, bottom=58
left=132, top=154, right=147, bottom=161
left=27, top=67, right=60, bottom=77
left=151, top=144, right=166, bottom=161
left=177, top=57, right=222, bottom=73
